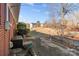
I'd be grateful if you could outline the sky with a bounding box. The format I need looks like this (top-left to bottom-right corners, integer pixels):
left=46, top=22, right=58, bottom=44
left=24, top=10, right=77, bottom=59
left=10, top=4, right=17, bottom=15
left=19, top=3, right=79, bottom=23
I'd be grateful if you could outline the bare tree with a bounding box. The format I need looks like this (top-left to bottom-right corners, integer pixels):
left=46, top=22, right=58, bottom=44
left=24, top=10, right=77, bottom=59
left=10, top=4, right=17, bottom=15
left=48, top=3, right=79, bottom=35
left=50, top=16, right=57, bottom=28
left=44, top=20, right=49, bottom=28
left=72, top=11, right=79, bottom=29
left=60, top=3, right=75, bottom=36
left=48, top=3, right=72, bottom=35
left=36, top=21, right=41, bottom=27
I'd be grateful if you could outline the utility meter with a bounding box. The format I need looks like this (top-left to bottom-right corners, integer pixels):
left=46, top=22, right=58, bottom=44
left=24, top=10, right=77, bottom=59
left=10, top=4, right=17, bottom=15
left=9, top=41, right=13, bottom=49
left=5, top=21, right=10, bottom=31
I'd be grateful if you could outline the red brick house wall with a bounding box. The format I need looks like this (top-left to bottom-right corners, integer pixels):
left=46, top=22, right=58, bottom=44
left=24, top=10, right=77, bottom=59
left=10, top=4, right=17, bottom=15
left=0, top=3, right=17, bottom=56
left=0, top=3, right=9, bottom=56
left=9, top=10, right=16, bottom=41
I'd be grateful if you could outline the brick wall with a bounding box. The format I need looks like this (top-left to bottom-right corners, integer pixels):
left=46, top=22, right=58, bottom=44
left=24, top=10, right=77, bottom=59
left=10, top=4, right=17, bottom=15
left=0, top=3, right=9, bottom=56
left=9, top=10, right=16, bottom=40
left=0, top=3, right=17, bottom=56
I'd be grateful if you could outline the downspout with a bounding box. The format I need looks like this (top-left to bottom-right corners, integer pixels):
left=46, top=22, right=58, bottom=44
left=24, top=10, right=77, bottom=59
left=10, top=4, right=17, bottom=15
left=6, top=4, right=9, bottom=21
left=7, top=4, right=11, bottom=55
left=6, top=3, right=10, bottom=55
left=5, top=3, right=10, bottom=30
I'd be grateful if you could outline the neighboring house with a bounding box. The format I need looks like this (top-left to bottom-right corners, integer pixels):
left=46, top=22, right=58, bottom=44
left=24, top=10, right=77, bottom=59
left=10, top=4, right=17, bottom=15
left=0, top=3, right=20, bottom=56
left=32, top=23, right=42, bottom=28
left=26, top=23, right=33, bottom=31
left=30, top=23, right=43, bottom=30
left=40, top=23, right=44, bottom=27
left=32, top=23, right=37, bottom=28
left=26, top=23, right=30, bottom=29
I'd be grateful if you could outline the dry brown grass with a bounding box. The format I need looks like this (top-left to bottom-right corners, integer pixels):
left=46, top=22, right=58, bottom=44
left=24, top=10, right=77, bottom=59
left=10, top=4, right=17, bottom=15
left=33, top=27, right=62, bottom=36
left=33, top=27, right=79, bottom=40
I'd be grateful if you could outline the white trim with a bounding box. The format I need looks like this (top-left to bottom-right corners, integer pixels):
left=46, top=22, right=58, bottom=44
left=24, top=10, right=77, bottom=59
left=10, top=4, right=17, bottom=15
left=6, top=3, right=9, bottom=21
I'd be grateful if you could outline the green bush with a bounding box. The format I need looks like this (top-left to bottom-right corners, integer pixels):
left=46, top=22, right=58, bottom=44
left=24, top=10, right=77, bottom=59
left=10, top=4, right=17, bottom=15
left=17, top=22, right=26, bottom=30
left=17, top=22, right=30, bottom=36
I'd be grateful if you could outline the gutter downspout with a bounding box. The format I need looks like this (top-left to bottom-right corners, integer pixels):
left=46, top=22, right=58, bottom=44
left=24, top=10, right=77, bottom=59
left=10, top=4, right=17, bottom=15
left=6, top=4, right=9, bottom=21
left=5, top=4, right=10, bottom=31
left=7, top=4, right=11, bottom=55
left=5, top=3, right=10, bottom=55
